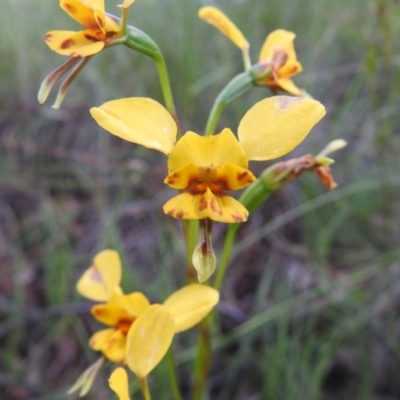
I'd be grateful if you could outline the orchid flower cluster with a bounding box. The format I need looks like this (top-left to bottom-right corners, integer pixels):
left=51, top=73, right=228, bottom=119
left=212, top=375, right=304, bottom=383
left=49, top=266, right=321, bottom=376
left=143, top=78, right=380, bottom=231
left=39, top=1, right=345, bottom=399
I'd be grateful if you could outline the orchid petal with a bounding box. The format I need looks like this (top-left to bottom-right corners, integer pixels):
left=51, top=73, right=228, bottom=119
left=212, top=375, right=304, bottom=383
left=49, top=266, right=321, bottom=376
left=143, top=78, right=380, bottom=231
left=163, top=284, right=219, bottom=332
left=45, top=30, right=105, bottom=57
left=126, top=305, right=174, bottom=378
left=199, top=6, right=249, bottom=50
left=90, top=98, right=177, bottom=155
left=76, top=249, right=122, bottom=301
left=238, top=96, right=326, bottom=161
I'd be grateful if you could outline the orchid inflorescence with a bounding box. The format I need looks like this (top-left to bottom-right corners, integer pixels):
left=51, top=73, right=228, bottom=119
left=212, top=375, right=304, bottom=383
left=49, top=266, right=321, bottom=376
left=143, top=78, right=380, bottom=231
left=39, top=1, right=345, bottom=399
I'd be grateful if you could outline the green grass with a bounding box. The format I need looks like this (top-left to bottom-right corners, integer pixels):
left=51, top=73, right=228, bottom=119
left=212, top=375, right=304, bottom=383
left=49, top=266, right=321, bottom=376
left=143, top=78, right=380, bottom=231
left=1, top=0, right=400, bottom=399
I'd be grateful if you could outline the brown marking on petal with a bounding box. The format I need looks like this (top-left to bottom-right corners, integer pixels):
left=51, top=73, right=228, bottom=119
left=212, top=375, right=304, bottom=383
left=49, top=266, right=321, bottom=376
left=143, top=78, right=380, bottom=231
left=88, top=267, right=103, bottom=283
left=64, top=3, right=76, bottom=13
left=166, top=171, right=180, bottom=185
left=167, top=209, right=185, bottom=219
left=290, top=66, right=299, bottom=74
left=198, top=197, right=208, bottom=211
left=117, top=317, right=133, bottom=335
left=45, top=33, right=53, bottom=41
left=231, top=212, right=248, bottom=223
left=278, top=96, right=301, bottom=109
left=61, top=38, right=75, bottom=49
left=84, top=33, right=99, bottom=42
left=92, top=307, right=106, bottom=317
left=210, top=197, right=222, bottom=216
left=106, top=31, right=118, bottom=38
left=70, top=52, right=80, bottom=57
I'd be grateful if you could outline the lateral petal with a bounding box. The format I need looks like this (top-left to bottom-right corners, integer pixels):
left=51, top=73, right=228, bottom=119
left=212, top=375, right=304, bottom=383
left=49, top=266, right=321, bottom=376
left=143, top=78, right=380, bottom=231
left=216, top=164, right=256, bottom=190
left=259, top=29, right=297, bottom=62
left=91, top=303, right=130, bottom=326
left=126, top=305, right=174, bottom=378
left=109, top=292, right=151, bottom=318
left=90, top=98, right=177, bottom=155
left=164, top=163, right=198, bottom=190
left=45, top=30, right=105, bottom=57
left=163, top=284, right=219, bottom=332
left=198, top=6, right=249, bottom=50
left=168, top=129, right=248, bottom=173
left=238, top=96, right=326, bottom=161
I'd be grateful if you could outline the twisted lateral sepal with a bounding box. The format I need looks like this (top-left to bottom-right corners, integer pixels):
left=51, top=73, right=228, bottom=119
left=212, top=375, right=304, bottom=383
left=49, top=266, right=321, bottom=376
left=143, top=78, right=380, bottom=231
left=124, top=25, right=162, bottom=59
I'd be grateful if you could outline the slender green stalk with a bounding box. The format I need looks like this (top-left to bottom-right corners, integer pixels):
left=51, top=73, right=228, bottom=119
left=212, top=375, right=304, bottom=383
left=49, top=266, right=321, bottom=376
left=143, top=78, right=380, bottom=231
left=213, top=223, right=240, bottom=291
left=183, top=219, right=199, bottom=283
left=120, top=7, right=129, bottom=36
left=138, top=377, right=152, bottom=400
left=192, top=316, right=212, bottom=400
left=204, top=71, right=253, bottom=136
left=166, top=347, right=183, bottom=400
left=154, top=54, right=179, bottom=134
left=242, top=48, right=252, bottom=71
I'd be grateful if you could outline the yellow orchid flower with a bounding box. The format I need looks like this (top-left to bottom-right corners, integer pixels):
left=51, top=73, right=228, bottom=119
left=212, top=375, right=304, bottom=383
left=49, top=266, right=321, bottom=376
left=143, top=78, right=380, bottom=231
left=45, top=0, right=122, bottom=58
left=199, top=6, right=303, bottom=96
left=71, top=250, right=219, bottom=395
left=39, top=0, right=135, bottom=108
left=90, top=96, right=326, bottom=223
left=108, top=285, right=223, bottom=397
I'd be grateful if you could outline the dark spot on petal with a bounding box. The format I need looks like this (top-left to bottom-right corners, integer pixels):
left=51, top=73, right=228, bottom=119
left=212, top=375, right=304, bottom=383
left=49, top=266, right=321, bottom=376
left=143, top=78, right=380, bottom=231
left=237, top=171, right=248, bottom=181
left=106, top=31, right=118, bottom=38
left=64, top=3, right=76, bottom=12
left=210, top=197, right=222, bottom=215
left=45, top=33, right=53, bottom=41
left=198, top=197, right=207, bottom=211
left=290, top=66, right=299, bottom=74
left=84, top=33, right=98, bottom=42
left=117, top=318, right=133, bottom=335
left=231, top=212, right=248, bottom=223
left=167, top=209, right=185, bottom=219
left=61, top=38, right=75, bottom=49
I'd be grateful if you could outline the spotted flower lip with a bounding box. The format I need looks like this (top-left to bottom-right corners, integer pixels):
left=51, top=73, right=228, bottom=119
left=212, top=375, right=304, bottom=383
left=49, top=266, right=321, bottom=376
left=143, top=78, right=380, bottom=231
left=45, top=0, right=122, bottom=58
left=199, top=6, right=303, bottom=96
left=91, top=96, right=326, bottom=223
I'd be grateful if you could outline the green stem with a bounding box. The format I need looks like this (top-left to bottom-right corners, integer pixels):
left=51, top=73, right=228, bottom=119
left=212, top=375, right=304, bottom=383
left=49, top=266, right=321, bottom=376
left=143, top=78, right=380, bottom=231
left=204, top=71, right=253, bottom=136
left=154, top=54, right=180, bottom=136
left=192, top=316, right=212, bottom=400
left=242, top=48, right=252, bottom=71
left=214, top=181, right=275, bottom=290
left=166, top=347, right=183, bottom=400
left=213, top=223, right=240, bottom=291
left=120, top=7, right=129, bottom=36
left=138, top=377, right=152, bottom=400
left=183, top=219, right=199, bottom=283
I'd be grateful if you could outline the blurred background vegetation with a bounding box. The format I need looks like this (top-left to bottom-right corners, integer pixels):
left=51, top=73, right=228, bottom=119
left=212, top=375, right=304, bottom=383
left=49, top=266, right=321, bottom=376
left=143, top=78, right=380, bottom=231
left=1, top=0, right=400, bottom=399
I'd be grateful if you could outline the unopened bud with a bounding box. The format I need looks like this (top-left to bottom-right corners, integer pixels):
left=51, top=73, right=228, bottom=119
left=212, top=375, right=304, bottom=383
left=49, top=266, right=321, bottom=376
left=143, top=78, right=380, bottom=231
left=192, top=219, right=216, bottom=283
